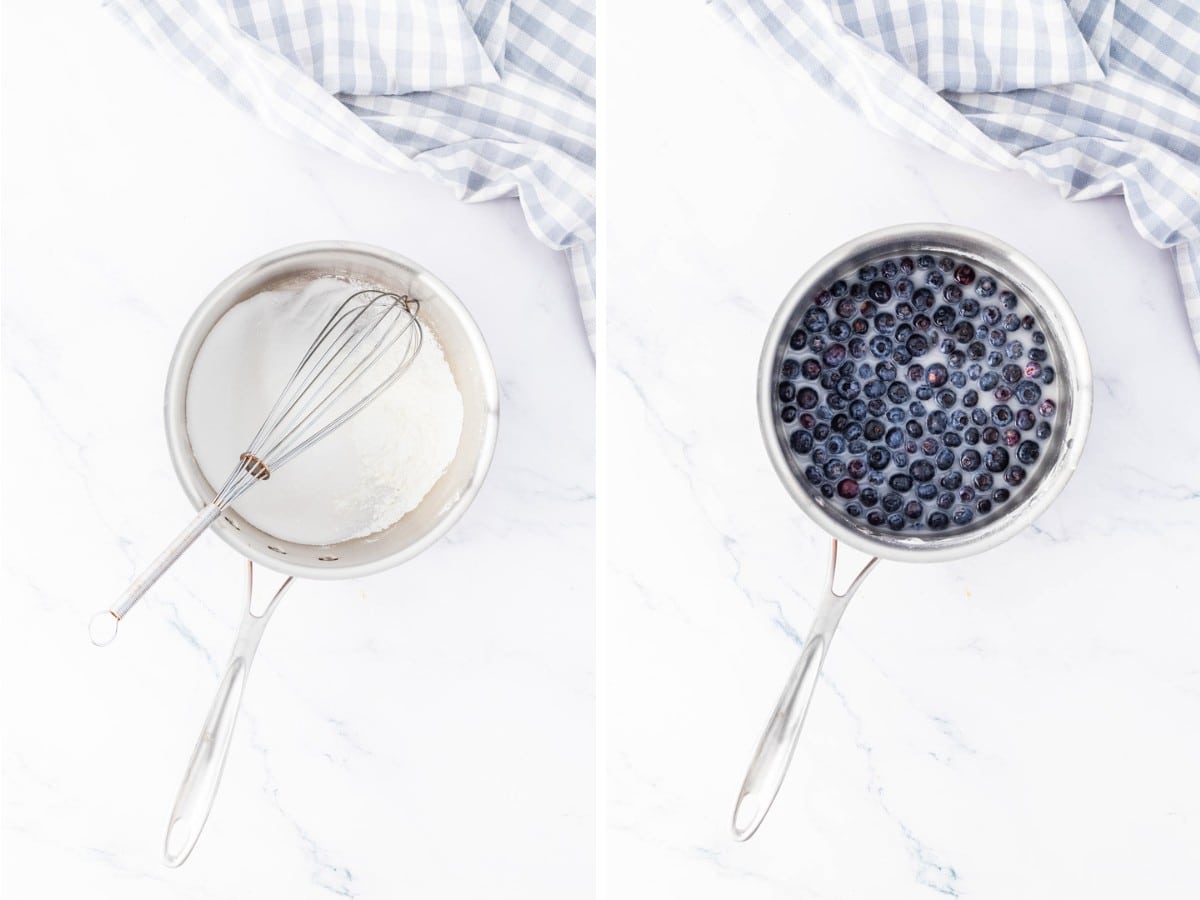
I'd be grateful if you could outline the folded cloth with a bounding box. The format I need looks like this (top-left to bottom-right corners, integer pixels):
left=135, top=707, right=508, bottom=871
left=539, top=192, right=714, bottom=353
left=107, top=0, right=596, bottom=345
left=713, top=0, right=1200, bottom=357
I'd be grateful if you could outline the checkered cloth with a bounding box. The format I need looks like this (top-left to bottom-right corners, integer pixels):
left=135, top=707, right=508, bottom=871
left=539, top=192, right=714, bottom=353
left=106, top=0, right=596, bottom=344
left=713, top=0, right=1200, bottom=356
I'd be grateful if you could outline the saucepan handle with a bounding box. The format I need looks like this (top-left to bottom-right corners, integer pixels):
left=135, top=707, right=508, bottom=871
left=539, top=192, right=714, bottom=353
left=731, top=539, right=878, bottom=841
left=162, top=561, right=292, bottom=867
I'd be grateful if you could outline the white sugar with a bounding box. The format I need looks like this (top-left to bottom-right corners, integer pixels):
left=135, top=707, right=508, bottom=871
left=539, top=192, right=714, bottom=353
left=186, top=277, right=463, bottom=545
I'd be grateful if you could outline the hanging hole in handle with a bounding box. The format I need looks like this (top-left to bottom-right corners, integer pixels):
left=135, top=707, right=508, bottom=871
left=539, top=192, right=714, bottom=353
left=163, top=817, right=190, bottom=867
left=732, top=791, right=762, bottom=841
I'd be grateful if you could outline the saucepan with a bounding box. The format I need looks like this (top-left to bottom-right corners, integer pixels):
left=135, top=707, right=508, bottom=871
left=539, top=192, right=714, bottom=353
left=157, top=242, right=499, bottom=864
left=732, top=224, right=1092, bottom=840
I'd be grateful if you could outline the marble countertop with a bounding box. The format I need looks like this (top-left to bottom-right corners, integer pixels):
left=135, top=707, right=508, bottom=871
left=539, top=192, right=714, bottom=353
left=605, top=6, right=1200, bottom=899
left=1, top=5, right=593, bottom=899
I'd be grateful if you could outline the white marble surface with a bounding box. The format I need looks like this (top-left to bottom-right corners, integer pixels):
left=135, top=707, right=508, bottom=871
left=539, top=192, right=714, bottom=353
left=605, top=4, right=1200, bottom=899
left=1, top=5, right=593, bottom=899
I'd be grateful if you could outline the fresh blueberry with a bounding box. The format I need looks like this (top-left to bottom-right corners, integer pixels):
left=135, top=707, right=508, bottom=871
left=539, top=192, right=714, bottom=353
left=1028, top=347, right=1048, bottom=363
left=1021, top=315, right=1035, bottom=330
left=954, top=322, right=975, bottom=343
left=1016, top=440, right=1040, bottom=464
left=938, top=257, right=955, bottom=272
left=949, top=370, right=967, bottom=388
left=905, top=419, right=924, bottom=439
left=940, top=471, right=963, bottom=490
left=859, top=265, right=878, bottom=281
left=867, top=398, right=886, bottom=416
left=943, top=430, right=963, bottom=447
left=928, top=512, right=950, bottom=530
left=981, top=426, right=1000, bottom=445
left=960, top=486, right=976, bottom=502
left=781, top=406, right=797, bottom=423
left=848, top=337, right=867, bottom=358
left=881, top=260, right=899, bottom=280
left=977, top=497, right=993, bottom=514
left=810, top=335, right=827, bottom=353
left=778, top=382, right=796, bottom=403
left=886, top=513, right=905, bottom=531
left=874, top=313, right=896, bottom=335
left=889, top=473, right=914, bottom=492
left=815, top=290, right=833, bottom=307
left=917, top=255, right=934, bottom=269
left=960, top=298, right=981, bottom=317
left=901, top=499, right=922, bottom=520
left=927, top=270, right=944, bottom=288
left=799, top=412, right=816, bottom=429
left=826, top=435, right=847, bottom=455
left=1003, top=428, right=1020, bottom=448
left=860, top=487, right=879, bottom=507
left=1005, top=340, right=1024, bottom=360
left=845, top=503, right=862, bottom=518
left=852, top=318, right=870, bottom=336
left=960, top=449, right=982, bottom=471
left=892, top=347, right=913, bottom=366
left=869, top=281, right=892, bottom=303
left=876, top=361, right=897, bottom=381
left=962, top=389, right=979, bottom=408
left=912, top=288, right=935, bottom=310
left=803, top=307, right=829, bottom=332
left=917, top=483, right=938, bottom=500
left=907, top=363, right=925, bottom=383
left=848, top=400, right=868, bottom=421
left=975, top=276, right=996, bottom=297
left=864, top=419, right=886, bottom=441
left=1023, top=362, right=1042, bottom=380
left=824, top=459, right=846, bottom=480
left=796, top=387, right=819, bottom=409
left=913, top=313, right=932, bottom=331
left=979, top=372, right=999, bottom=391
left=915, top=385, right=933, bottom=401
left=882, top=492, right=903, bottom=513
left=836, top=378, right=861, bottom=399
left=789, top=329, right=808, bottom=350
left=887, top=382, right=910, bottom=403
left=936, top=389, right=957, bottom=409
left=933, top=306, right=956, bottom=329
left=982, top=306, right=1001, bottom=326
left=994, top=386, right=1014, bottom=402
left=1015, top=380, right=1041, bottom=405
left=866, top=510, right=885, bottom=526
left=871, top=444, right=894, bottom=469
left=849, top=439, right=868, bottom=454
left=814, top=423, right=831, bottom=440
left=954, top=264, right=975, bottom=285
left=801, top=359, right=822, bottom=380
left=835, top=298, right=856, bottom=319
left=952, top=507, right=973, bottom=526
left=989, top=331, right=1007, bottom=350
left=1004, top=466, right=1026, bottom=486
left=974, top=473, right=993, bottom=490
left=991, top=404, right=1014, bottom=426
left=1038, top=399, right=1057, bottom=418
left=985, top=446, right=1010, bottom=472
left=790, top=431, right=814, bottom=454
left=924, top=363, right=948, bottom=387
left=820, top=483, right=835, bottom=499
left=1000, top=290, right=1018, bottom=310
left=928, top=410, right=949, bottom=433
left=895, top=301, right=914, bottom=321
left=906, top=334, right=929, bottom=356
left=964, top=426, right=980, bottom=445
left=830, top=280, right=848, bottom=297
left=829, top=320, right=851, bottom=341
left=804, top=465, right=822, bottom=485
left=895, top=279, right=912, bottom=298
left=837, top=478, right=859, bottom=499
left=993, top=488, right=1011, bottom=503
left=911, top=460, right=935, bottom=482
left=886, top=405, right=906, bottom=423
left=971, top=408, right=989, bottom=426
left=1016, top=408, right=1036, bottom=431
left=1003, top=313, right=1021, bottom=332
left=937, top=492, right=955, bottom=510
left=1041, top=365, right=1056, bottom=385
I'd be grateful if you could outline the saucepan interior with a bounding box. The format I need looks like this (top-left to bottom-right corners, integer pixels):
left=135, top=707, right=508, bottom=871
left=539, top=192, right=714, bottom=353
left=758, top=224, right=1092, bottom=563
left=164, top=241, right=500, bottom=580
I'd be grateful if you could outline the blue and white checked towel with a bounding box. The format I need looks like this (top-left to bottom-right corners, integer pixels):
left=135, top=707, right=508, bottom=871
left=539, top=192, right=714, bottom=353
left=107, top=0, right=596, bottom=342
left=713, top=0, right=1200, bottom=355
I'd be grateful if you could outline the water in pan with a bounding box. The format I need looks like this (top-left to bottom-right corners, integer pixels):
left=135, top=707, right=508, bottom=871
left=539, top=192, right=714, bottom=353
left=775, top=253, right=1061, bottom=534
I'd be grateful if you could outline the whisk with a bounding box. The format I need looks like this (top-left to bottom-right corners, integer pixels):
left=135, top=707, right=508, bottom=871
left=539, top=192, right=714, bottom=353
left=89, top=288, right=423, bottom=647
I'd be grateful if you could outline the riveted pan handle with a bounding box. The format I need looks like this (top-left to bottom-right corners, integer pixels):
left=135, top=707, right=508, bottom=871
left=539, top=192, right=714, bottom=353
left=732, top=539, right=877, bottom=841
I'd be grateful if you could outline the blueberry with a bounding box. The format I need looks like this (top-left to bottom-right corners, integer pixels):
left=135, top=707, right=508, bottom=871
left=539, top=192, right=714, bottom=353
left=952, top=507, right=973, bottom=526
left=1005, top=341, right=1024, bottom=361
left=889, top=473, right=914, bottom=492
left=899, top=257, right=915, bottom=275
left=845, top=503, right=862, bottom=518
left=1041, top=365, right=1056, bottom=385
left=994, top=386, right=1013, bottom=402
left=917, top=255, right=934, bottom=269
left=871, top=444, right=894, bottom=469
left=781, top=406, right=797, bottom=423
left=977, top=498, right=993, bottom=514
left=937, top=492, right=955, bottom=510
left=886, top=406, right=906, bottom=423
left=881, top=260, right=899, bottom=279
left=859, top=264, right=878, bottom=281
left=989, top=331, right=1006, bottom=350
left=962, top=389, right=979, bottom=408
left=815, top=290, right=833, bottom=307
left=864, top=419, right=885, bottom=441
left=985, top=447, right=1009, bottom=472
left=844, top=423, right=865, bottom=442
left=1021, top=315, right=1035, bottom=330
left=820, top=483, right=835, bottom=499
left=960, top=486, right=976, bottom=502
left=936, top=389, right=957, bottom=409
left=876, top=361, right=897, bottom=381
left=964, top=427, right=980, bottom=445
left=974, top=473, right=993, bottom=490
left=892, top=347, right=912, bottom=366
left=867, top=510, right=885, bottom=526
left=900, top=500, right=922, bottom=521
left=827, top=393, right=847, bottom=410
left=796, top=387, right=819, bottom=409
left=829, top=320, right=851, bottom=341
left=874, top=312, right=896, bottom=335
left=830, top=279, right=848, bottom=297
left=906, top=334, right=929, bottom=356
left=907, top=363, right=925, bottom=383
left=954, top=321, right=975, bottom=343
left=1000, top=290, right=1018, bottom=310
left=975, top=276, right=996, bottom=297
left=1015, top=380, right=1041, bottom=405
left=979, top=372, right=999, bottom=391
left=1023, top=362, right=1042, bottom=380
left=826, top=435, right=847, bottom=455
left=940, top=471, right=963, bottom=490
left=924, top=363, right=948, bottom=387
left=911, top=460, right=935, bottom=482
left=886, top=513, right=905, bottom=531
left=981, top=426, right=1000, bottom=445
left=982, top=306, right=1001, bottom=326
left=905, top=419, right=924, bottom=438
left=837, top=478, right=859, bottom=499
left=938, top=257, right=955, bottom=272
left=960, top=449, right=982, bottom=471
left=1016, top=440, right=1040, bottom=464
left=971, top=408, right=989, bottom=426
left=848, top=337, right=867, bottom=358
left=849, top=439, right=868, bottom=454
left=933, top=306, right=956, bottom=329
left=949, top=370, right=967, bottom=388
left=851, top=318, right=870, bottom=336
left=913, top=314, right=932, bottom=331
left=835, top=298, right=856, bottom=319
left=803, top=307, right=829, bottom=332
left=867, top=398, right=886, bottom=416
left=804, top=465, right=822, bottom=485
left=850, top=282, right=867, bottom=300
left=882, top=492, right=903, bottom=513
left=1004, top=466, right=1026, bottom=487
left=1015, top=408, right=1036, bottom=431
left=799, top=412, right=816, bottom=428
left=782, top=359, right=800, bottom=379
left=848, top=400, right=867, bottom=421
left=967, top=363, right=984, bottom=379
left=887, top=382, right=910, bottom=403
left=869, top=281, right=892, bottom=303
left=1003, top=313, right=1021, bottom=332
left=814, top=423, right=831, bottom=440
left=943, top=430, right=963, bottom=447
left=895, top=279, right=912, bottom=298
left=813, top=447, right=828, bottom=465
left=915, top=385, right=933, bottom=401
left=836, top=378, right=860, bottom=399
left=943, top=285, right=963, bottom=304
left=846, top=458, right=867, bottom=480
left=778, top=382, right=796, bottom=403
left=860, top=487, right=879, bottom=507
left=927, top=270, right=944, bottom=288
left=993, top=488, right=1011, bottom=504
left=917, top=483, right=938, bottom=500
left=895, top=301, right=914, bottom=321
left=1003, top=428, right=1020, bottom=448
left=1001, top=364, right=1022, bottom=385
left=953, top=264, right=974, bottom=285
left=810, top=335, right=827, bottom=353
left=912, top=288, right=935, bottom=310
left=928, top=512, right=950, bottom=530
left=928, top=410, right=949, bottom=434
left=790, top=430, right=814, bottom=454
left=991, top=404, right=1014, bottom=426
left=909, top=400, right=928, bottom=417
left=801, top=359, right=821, bottom=380
left=1038, top=399, right=1057, bottom=418
left=825, top=459, right=846, bottom=480
left=789, top=329, right=808, bottom=350
left=1028, top=347, right=1048, bottom=363
left=832, top=413, right=851, bottom=433
left=960, top=298, right=981, bottom=318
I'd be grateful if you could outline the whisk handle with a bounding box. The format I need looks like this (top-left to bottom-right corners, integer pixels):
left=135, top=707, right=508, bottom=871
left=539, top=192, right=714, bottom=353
left=89, top=502, right=223, bottom=646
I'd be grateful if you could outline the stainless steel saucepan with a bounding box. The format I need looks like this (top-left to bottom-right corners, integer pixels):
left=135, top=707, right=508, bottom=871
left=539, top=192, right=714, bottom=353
left=732, top=224, right=1092, bottom=840
left=158, top=242, right=499, bottom=865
